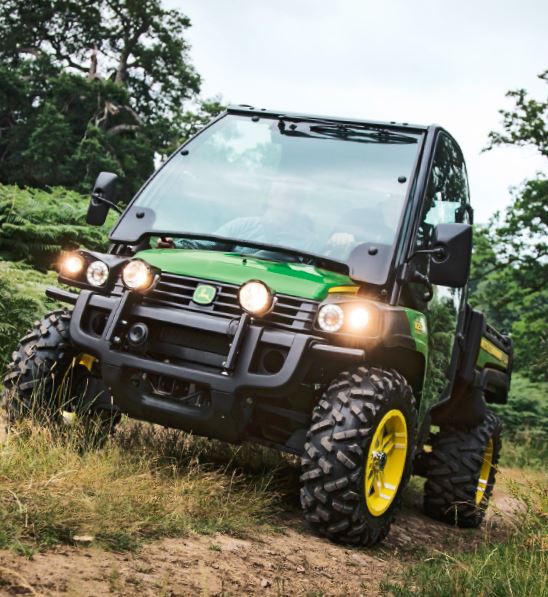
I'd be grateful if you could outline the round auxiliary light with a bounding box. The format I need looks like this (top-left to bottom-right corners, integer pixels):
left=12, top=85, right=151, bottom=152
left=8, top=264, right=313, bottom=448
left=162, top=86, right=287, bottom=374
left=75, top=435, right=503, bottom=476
left=86, top=260, right=109, bottom=287
left=348, top=306, right=370, bottom=331
left=318, top=304, right=344, bottom=333
left=122, top=259, right=154, bottom=290
left=62, top=253, right=85, bottom=277
left=238, top=280, right=273, bottom=315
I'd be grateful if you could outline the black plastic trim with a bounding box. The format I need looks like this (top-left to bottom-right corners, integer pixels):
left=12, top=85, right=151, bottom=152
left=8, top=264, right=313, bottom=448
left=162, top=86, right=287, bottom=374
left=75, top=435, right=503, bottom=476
left=46, top=287, right=79, bottom=304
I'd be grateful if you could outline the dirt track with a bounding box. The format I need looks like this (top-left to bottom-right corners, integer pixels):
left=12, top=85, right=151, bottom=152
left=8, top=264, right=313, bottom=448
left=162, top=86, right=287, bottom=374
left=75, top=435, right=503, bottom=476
left=0, top=479, right=519, bottom=597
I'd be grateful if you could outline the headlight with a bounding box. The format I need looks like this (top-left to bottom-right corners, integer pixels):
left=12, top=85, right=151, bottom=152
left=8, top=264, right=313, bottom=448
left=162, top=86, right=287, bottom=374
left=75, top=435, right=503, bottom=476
left=318, top=304, right=344, bottom=333
left=347, top=306, right=370, bottom=331
left=61, top=253, right=85, bottom=277
left=238, top=280, right=273, bottom=315
left=122, top=259, right=154, bottom=290
left=86, top=260, right=109, bottom=287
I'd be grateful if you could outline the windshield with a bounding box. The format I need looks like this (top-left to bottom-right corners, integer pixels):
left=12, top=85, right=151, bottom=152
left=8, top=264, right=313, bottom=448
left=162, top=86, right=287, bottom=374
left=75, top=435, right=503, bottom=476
left=131, top=114, right=421, bottom=262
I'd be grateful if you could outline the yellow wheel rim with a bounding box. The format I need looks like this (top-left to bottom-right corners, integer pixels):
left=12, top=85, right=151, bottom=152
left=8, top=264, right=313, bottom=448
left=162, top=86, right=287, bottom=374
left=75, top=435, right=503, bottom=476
left=476, top=438, right=493, bottom=505
left=364, top=409, right=408, bottom=516
left=61, top=354, right=96, bottom=424
left=78, top=354, right=96, bottom=372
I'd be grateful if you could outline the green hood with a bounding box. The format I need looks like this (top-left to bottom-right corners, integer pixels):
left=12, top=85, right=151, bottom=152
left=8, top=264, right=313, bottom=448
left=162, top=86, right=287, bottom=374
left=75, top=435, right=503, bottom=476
left=135, top=249, right=356, bottom=301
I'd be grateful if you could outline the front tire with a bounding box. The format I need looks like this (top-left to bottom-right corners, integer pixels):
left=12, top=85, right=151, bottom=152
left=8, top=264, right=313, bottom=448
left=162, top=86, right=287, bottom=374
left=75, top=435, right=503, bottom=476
left=300, top=366, right=417, bottom=546
left=2, top=309, right=118, bottom=439
left=423, top=410, right=502, bottom=527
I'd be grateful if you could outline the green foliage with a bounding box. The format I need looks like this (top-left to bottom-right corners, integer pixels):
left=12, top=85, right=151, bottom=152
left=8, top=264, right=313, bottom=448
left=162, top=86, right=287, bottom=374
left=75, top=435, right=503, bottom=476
left=497, top=374, right=548, bottom=435
left=485, top=70, right=548, bottom=157
left=0, top=184, right=113, bottom=268
left=0, top=0, right=219, bottom=200
left=0, top=261, right=56, bottom=368
left=491, top=374, right=548, bottom=469
left=511, top=290, right=548, bottom=379
left=177, top=98, right=226, bottom=144
left=498, top=428, right=547, bottom=470
left=471, top=70, right=548, bottom=380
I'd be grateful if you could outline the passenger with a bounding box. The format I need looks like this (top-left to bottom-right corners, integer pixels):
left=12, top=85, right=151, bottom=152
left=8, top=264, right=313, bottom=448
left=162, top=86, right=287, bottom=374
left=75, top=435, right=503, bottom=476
left=323, top=200, right=398, bottom=258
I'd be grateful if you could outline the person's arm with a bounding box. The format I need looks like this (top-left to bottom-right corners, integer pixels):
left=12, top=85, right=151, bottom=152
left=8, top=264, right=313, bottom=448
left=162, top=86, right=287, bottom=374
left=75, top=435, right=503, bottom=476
left=156, top=237, right=216, bottom=249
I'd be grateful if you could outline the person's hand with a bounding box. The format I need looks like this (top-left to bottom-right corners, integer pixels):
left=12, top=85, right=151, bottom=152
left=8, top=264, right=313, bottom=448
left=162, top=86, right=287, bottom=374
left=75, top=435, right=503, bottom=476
left=328, top=232, right=355, bottom=248
left=156, top=237, right=175, bottom=248
left=324, top=232, right=356, bottom=257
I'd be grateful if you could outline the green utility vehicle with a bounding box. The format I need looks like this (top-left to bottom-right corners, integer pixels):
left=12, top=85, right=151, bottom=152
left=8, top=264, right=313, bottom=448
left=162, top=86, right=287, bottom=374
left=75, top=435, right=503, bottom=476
left=3, top=106, right=513, bottom=545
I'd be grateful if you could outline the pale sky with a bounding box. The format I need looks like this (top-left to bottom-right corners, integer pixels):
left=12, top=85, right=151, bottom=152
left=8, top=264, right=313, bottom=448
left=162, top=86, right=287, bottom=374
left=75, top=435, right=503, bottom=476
left=166, top=0, right=547, bottom=223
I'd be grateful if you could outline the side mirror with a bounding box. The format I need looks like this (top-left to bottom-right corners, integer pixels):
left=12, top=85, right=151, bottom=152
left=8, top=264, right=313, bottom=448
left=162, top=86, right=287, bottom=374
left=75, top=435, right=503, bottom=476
left=429, top=223, right=472, bottom=288
left=86, top=172, right=119, bottom=226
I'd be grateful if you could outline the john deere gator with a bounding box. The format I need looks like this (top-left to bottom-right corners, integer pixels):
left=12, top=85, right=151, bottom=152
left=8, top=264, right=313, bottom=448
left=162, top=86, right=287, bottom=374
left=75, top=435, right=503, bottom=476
left=3, top=106, right=513, bottom=545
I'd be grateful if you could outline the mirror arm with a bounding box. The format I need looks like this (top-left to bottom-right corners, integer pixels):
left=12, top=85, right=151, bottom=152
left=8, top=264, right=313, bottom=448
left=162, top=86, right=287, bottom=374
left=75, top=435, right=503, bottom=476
left=92, top=192, right=123, bottom=214
left=398, top=261, right=434, bottom=302
left=410, top=270, right=434, bottom=302
left=407, top=246, right=446, bottom=262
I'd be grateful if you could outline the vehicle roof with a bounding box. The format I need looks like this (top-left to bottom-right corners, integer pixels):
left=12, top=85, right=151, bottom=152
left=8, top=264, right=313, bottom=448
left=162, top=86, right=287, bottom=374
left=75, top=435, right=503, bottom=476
left=226, top=104, right=432, bottom=134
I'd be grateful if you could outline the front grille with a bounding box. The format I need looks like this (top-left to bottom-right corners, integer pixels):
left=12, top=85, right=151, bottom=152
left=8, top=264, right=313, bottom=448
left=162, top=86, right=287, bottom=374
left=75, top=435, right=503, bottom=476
left=144, top=272, right=318, bottom=331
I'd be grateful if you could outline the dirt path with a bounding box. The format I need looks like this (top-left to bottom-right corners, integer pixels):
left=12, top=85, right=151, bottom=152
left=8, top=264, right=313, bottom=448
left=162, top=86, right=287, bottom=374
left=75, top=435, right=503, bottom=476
left=0, top=480, right=521, bottom=597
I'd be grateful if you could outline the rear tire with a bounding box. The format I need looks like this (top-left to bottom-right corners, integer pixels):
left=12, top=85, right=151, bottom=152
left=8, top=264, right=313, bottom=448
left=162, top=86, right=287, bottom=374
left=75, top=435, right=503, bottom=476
left=2, top=309, right=118, bottom=440
left=300, top=366, right=417, bottom=546
left=423, top=410, right=502, bottom=527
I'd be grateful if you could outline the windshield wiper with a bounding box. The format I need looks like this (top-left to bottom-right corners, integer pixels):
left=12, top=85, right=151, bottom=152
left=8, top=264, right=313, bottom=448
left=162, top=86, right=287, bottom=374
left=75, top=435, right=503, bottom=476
left=309, top=124, right=417, bottom=144
left=278, top=119, right=417, bottom=144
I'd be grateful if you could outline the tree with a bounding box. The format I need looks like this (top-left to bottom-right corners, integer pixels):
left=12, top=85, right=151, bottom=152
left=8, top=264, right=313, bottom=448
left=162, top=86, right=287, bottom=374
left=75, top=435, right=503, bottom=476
left=470, top=70, right=547, bottom=380
left=178, top=98, right=226, bottom=144
left=484, top=70, right=547, bottom=157
left=0, top=0, right=206, bottom=200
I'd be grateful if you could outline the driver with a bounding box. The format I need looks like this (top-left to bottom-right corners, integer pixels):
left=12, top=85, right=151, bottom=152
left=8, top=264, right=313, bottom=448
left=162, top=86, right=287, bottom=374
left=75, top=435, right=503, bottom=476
left=159, top=179, right=317, bottom=253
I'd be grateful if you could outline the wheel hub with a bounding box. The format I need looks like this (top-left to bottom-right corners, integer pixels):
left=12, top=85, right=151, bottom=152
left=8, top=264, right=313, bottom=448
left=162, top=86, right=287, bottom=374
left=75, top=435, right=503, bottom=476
left=372, top=450, right=388, bottom=471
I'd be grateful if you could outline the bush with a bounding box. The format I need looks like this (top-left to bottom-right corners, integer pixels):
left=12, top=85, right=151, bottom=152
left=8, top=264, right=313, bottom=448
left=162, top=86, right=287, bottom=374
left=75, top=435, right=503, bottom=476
left=0, top=184, right=114, bottom=269
left=0, top=261, right=57, bottom=368
left=493, top=374, right=548, bottom=436
left=492, top=374, right=548, bottom=469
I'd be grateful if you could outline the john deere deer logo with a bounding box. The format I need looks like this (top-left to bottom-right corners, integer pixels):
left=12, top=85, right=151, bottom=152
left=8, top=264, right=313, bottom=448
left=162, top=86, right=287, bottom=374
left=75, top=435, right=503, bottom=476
left=192, top=284, right=217, bottom=305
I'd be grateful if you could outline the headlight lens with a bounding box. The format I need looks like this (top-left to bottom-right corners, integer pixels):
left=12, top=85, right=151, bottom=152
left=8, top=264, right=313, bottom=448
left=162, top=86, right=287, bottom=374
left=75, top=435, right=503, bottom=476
left=86, top=260, right=109, bottom=287
left=347, top=306, right=370, bottom=331
left=238, top=280, right=273, bottom=315
left=122, top=259, right=153, bottom=290
left=61, top=253, right=85, bottom=277
left=318, top=304, right=344, bottom=333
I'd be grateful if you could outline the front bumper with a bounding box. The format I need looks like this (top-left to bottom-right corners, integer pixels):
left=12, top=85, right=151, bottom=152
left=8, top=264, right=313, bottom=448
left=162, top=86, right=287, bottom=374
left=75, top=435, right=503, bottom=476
left=61, top=288, right=364, bottom=441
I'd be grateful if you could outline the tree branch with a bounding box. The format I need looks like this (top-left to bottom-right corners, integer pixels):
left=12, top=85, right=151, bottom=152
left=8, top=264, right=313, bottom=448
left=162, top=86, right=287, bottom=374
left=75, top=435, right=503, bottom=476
left=107, top=124, right=141, bottom=135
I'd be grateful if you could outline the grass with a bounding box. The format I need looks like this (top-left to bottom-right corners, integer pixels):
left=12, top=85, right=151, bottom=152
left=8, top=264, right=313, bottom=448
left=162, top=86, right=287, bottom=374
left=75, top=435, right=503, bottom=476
left=0, top=417, right=294, bottom=554
left=1, top=380, right=546, bottom=597
left=382, top=474, right=547, bottom=596
left=498, top=428, right=547, bottom=470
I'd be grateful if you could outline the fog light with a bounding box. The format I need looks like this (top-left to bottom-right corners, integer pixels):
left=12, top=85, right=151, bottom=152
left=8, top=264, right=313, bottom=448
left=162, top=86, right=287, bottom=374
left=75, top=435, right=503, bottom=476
left=318, top=304, right=344, bottom=333
left=122, top=259, right=154, bottom=290
left=238, top=280, right=273, bottom=315
left=61, top=253, right=85, bottom=277
left=86, top=260, right=109, bottom=287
